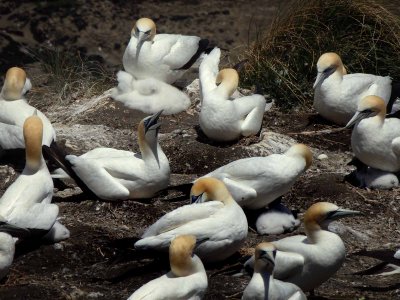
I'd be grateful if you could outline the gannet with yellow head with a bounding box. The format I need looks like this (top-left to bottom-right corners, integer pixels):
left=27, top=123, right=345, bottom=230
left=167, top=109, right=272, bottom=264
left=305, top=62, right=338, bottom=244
left=313, top=52, right=396, bottom=125
left=346, top=95, right=400, bottom=172
left=242, top=242, right=306, bottom=300
left=128, top=235, right=208, bottom=299
left=199, top=47, right=269, bottom=142
left=134, top=177, right=248, bottom=263
left=0, top=67, right=56, bottom=149
left=123, top=17, right=210, bottom=84
left=0, top=115, right=69, bottom=242
left=65, top=111, right=170, bottom=200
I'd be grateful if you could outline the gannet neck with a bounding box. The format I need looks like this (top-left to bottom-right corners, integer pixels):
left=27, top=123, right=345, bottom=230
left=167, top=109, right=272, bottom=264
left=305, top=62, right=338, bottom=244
left=170, top=235, right=200, bottom=277
left=191, top=177, right=234, bottom=205
left=216, top=68, right=239, bottom=98
left=285, top=144, right=313, bottom=170
left=1, top=67, right=27, bottom=100
left=23, top=115, right=43, bottom=172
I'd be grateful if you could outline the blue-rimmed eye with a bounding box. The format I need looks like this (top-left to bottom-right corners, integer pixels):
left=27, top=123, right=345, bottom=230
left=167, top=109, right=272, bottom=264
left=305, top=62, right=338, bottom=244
left=191, top=195, right=199, bottom=203
left=143, top=118, right=151, bottom=128
left=145, top=29, right=151, bottom=34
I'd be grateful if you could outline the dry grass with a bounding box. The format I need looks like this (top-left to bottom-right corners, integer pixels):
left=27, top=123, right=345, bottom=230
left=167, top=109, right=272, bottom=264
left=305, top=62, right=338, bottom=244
left=241, top=0, right=400, bottom=110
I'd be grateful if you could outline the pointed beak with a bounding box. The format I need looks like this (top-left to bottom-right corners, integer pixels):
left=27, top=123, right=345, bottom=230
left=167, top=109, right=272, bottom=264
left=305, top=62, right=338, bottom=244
left=191, top=194, right=203, bottom=204
left=328, top=208, right=361, bottom=220
left=145, top=110, right=163, bottom=132
left=345, top=111, right=371, bottom=128
left=136, top=32, right=148, bottom=60
left=313, top=72, right=326, bottom=89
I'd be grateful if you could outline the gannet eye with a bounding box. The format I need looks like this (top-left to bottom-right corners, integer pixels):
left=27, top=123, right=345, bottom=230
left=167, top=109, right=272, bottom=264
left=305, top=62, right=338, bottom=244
left=143, top=118, right=150, bottom=128
left=323, top=66, right=335, bottom=74
left=361, top=108, right=373, bottom=114
left=145, top=29, right=151, bottom=35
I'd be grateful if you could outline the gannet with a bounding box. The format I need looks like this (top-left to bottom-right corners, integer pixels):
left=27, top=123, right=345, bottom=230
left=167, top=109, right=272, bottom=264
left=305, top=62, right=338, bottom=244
left=65, top=111, right=170, bottom=200
left=128, top=235, right=208, bottom=299
left=0, top=67, right=56, bottom=149
left=0, top=115, right=69, bottom=242
left=346, top=95, right=400, bottom=172
left=255, top=203, right=300, bottom=235
left=201, top=144, right=312, bottom=209
left=244, top=202, right=360, bottom=292
left=111, top=71, right=190, bottom=115
left=134, top=177, right=248, bottom=263
left=351, top=166, right=399, bottom=190
left=199, top=47, right=267, bottom=142
left=313, top=52, right=398, bottom=125
left=123, top=17, right=209, bottom=84
left=242, top=242, right=306, bottom=300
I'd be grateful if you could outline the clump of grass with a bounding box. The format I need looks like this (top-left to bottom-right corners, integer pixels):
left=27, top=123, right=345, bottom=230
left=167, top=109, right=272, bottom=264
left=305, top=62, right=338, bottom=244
left=241, top=0, right=400, bottom=110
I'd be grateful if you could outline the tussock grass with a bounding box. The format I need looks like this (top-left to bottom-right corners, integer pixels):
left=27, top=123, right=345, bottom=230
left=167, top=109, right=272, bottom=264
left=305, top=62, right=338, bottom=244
left=241, top=0, right=400, bottom=110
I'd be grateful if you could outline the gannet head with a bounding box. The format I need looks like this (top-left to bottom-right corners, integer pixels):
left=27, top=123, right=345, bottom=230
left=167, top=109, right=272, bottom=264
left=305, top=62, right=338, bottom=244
left=254, top=242, right=276, bottom=273
left=170, top=235, right=198, bottom=277
left=285, top=144, right=313, bottom=170
left=191, top=177, right=233, bottom=205
left=313, top=52, right=347, bottom=89
left=1, top=67, right=31, bottom=100
left=216, top=68, right=239, bottom=98
left=304, top=202, right=360, bottom=240
left=23, top=114, right=43, bottom=171
left=346, top=95, right=386, bottom=128
left=138, top=110, right=162, bottom=146
left=132, top=18, right=156, bottom=59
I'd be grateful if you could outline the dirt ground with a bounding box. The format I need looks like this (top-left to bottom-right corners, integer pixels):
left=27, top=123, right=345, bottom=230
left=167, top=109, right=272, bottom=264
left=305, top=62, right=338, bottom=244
left=0, top=0, right=400, bottom=299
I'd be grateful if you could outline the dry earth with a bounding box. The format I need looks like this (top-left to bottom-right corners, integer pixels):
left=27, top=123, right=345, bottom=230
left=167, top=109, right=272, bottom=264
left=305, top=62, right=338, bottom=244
left=0, top=0, right=400, bottom=299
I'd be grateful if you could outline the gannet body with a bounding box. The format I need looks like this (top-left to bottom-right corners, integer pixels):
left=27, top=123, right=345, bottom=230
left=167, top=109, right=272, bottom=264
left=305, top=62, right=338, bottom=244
left=245, top=202, right=360, bottom=292
left=201, top=144, right=312, bottom=209
left=123, top=18, right=209, bottom=84
left=242, top=243, right=306, bottom=300
left=134, top=178, right=248, bottom=263
left=255, top=203, right=300, bottom=235
left=0, top=115, right=68, bottom=242
left=128, top=235, right=207, bottom=300
left=66, top=111, right=170, bottom=200
left=0, top=67, right=56, bottom=149
left=111, top=71, right=190, bottom=115
left=354, top=166, right=399, bottom=190
left=313, top=52, right=395, bottom=125
left=346, top=95, right=400, bottom=172
left=199, top=48, right=267, bottom=142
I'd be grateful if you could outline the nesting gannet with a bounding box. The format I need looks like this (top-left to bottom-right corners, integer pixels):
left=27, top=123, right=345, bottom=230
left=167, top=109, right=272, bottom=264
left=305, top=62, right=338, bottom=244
left=244, top=202, right=360, bottom=292
left=134, top=177, right=248, bottom=263
left=65, top=111, right=170, bottom=200
left=111, top=71, right=190, bottom=115
left=0, top=115, right=69, bottom=242
left=0, top=67, right=56, bottom=149
left=198, top=47, right=268, bottom=142
left=346, top=95, right=400, bottom=172
left=313, top=52, right=398, bottom=125
left=128, top=235, right=207, bottom=299
left=242, top=242, right=306, bottom=300
left=201, top=144, right=312, bottom=209
left=123, top=17, right=209, bottom=84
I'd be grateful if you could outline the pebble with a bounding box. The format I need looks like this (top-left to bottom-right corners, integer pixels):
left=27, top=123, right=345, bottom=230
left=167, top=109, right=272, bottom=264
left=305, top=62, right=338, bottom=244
left=318, top=154, right=328, bottom=160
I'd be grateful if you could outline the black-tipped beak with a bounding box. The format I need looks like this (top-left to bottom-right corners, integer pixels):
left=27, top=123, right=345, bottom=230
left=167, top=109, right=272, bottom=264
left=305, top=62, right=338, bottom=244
left=327, top=208, right=361, bottom=220
left=144, top=110, right=163, bottom=133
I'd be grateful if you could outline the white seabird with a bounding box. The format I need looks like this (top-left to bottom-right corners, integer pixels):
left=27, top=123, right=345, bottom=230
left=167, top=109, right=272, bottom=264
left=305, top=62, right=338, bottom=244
left=128, top=235, right=208, bottom=300
left=198, top=47, right=268, bottom=142
left=0, top=115, right=69, bottom=242
left=0, top=67, right=56, bottom=149
left=244, top=202, right=360, bottom=292
left=123, top=17, right=209, bottom=84
left=111, top=71, right=190, bottom=115
left=242, top=242, right=306, bottom=300
left=255, top=203, right=301, bottom=235
left=201, top=144, right=312, bottom=209
left=313, top=52, right=398, bottom=125
left=134, top=177, right=248, bottom=263
left=346, top=95, right=400, bottom=172
left=65, top=111, right=170, bottom=200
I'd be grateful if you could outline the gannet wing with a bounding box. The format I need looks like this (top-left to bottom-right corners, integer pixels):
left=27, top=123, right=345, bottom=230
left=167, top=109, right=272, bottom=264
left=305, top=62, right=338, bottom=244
left=342, top=74, right=391, bottom=101
left=161, top=35, right=202, bottom=70
left=0, top=123, right=24, bottom=149
left=220, top=177, right=257, bottom=202
left=142, top=201, right=224, bottom=238
left=232, top=94, right=266, bottom=117
left=199, top=47, right=220, bottom=93
left=273, top=250, right=305, bottom=280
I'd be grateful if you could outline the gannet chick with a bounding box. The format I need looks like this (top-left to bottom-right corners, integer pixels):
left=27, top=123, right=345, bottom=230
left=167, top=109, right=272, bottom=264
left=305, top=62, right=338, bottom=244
left=255, top=203, right=300, bottom=235
left=128, top=235, right=208, bottom=299
left=346, top=95, right=400, bottom=172
left=313, top=52, right=397, bottom=125
left=111, top=71, right=190, bottom=115
left=351, top=165, right=399, bottom=190
left=65, top=111, right=170, bottom=200
left=242, top=242, right=306, bottom=300
left=201, top=144, right=312, bottom=209
left=0, top=115, right=69, bottom=242
left=198, top=48, right=268, bottom=142
left=123, top=17, right=210, bottom=84
left=134, top=177, right=248, bottom=263
left=245, top=202, right=360, bottom=292
left=0, top=233, right=15, bottom=281
left=0, top=67, right=56, bottom=149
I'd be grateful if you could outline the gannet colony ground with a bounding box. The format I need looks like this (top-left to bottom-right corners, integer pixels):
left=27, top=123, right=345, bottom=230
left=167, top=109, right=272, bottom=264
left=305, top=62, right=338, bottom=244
left=0, top=0, right=400, bottom=299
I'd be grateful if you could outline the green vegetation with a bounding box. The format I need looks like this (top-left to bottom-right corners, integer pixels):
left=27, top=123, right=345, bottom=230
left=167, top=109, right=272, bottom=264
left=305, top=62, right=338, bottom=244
left=241, top=0, right=400, bottom=110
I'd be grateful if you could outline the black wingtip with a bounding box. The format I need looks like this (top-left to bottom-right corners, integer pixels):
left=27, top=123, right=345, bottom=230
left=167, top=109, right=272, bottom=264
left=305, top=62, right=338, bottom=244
left=177, top=39, right=211, bottom=70
left=232, top=59, right=249, bottom=73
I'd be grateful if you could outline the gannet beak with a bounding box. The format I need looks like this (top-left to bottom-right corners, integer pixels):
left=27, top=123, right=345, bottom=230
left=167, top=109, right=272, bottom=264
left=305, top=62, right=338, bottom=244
left=313, top=72, right=326, bottom=89
left=191, top=193, right=203, bottom=204
left=136, top=31, right=149, bottom=60
left=259, top=250, right=275, bottom=266
left=144, top=110, right=163, bottom=132
left=328, top=208, right=361, bottom=220
left=345, top=111, right=371, bottom=128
